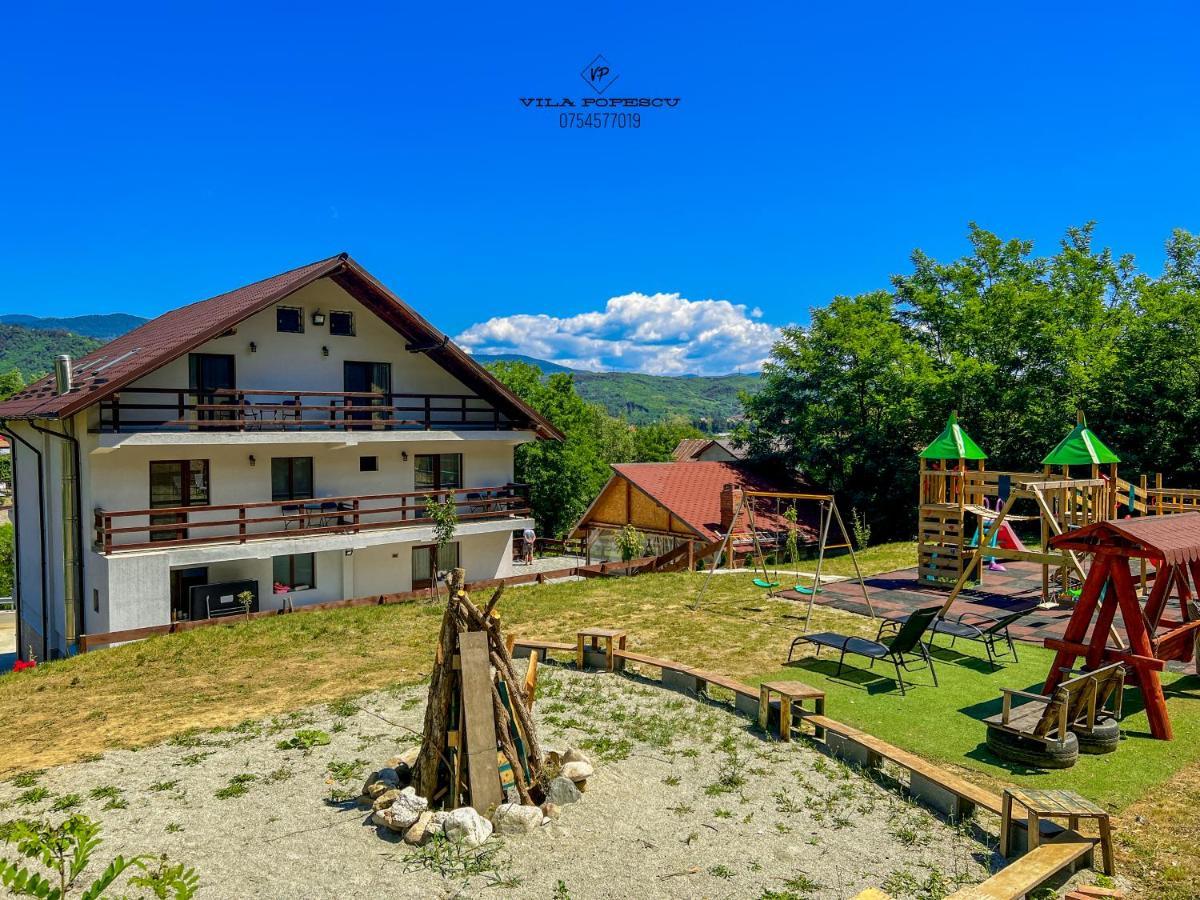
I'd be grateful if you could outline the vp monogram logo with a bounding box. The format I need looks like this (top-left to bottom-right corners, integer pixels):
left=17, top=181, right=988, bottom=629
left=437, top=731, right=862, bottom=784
left=580, top=54, right=619, bottom=95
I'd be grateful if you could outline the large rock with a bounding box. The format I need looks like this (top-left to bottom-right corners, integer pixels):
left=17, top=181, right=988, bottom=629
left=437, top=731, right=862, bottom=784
left=560, top=760, right=593, bottom=783
left=545, top=776, right=582, bottom=806
left=443, top=807, right=493, bottom=847
left=540, top=801, right=561, bottom=821
left=371, top=788, right=401, bottom=811
left=398, top=746, right=420, bottom=768
left=403, top=811, right=436, bottom=846
left=371, top=807, right=408, bottom=833
left=492, top=802, right=543, bottom=835
left=562, top=748, right=590, bottom=765
left=388, top=787, right=429, bottom=831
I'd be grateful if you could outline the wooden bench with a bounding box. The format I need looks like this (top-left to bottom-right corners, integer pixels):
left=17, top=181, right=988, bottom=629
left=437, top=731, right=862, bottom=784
left=946, top=829, right=1095, bottom=899
left=759, top=680, right=827, bottom=741
left=805, top=713, right=1004, bottom=818
left=612, top=648, right=694, bottom=672
left=985, top=663, right=1124, bottom=769
left=511, top=638, right=575, bottom=661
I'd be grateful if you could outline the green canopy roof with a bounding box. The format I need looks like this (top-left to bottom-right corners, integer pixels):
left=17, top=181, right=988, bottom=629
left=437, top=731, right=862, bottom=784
left=920, top=412, right=988, bottom=460
left=1042, top=419, right=1120, bottom=466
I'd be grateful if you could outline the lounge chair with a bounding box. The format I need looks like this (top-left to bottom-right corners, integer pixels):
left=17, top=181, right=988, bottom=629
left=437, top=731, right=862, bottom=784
left=877, top=606, right=1034, bottom=669
left=984, top=662, right=1124, bottom=768
left=788, top=605, right=941, bottom=695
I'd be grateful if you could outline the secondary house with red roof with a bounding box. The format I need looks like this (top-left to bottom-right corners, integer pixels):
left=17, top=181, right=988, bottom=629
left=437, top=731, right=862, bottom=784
left=569, top=460, right=816, bottom=563
left=0, top=254, right=560, bottom=660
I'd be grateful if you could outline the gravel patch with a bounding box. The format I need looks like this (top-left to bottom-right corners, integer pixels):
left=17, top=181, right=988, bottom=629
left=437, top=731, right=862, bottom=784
left=0, top=666, right=1002, bottom=898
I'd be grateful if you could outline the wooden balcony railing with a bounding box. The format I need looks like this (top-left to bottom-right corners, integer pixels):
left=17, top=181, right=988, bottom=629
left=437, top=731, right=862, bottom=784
left=94, top=483, right=531, bottom=553
left=95, top=388, right=519, bottom=433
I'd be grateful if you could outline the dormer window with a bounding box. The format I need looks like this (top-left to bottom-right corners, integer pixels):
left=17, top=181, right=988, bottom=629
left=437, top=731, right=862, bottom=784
left=276, top=306, right=304, bottom=333
left=329, top=310, right=355, bottom=336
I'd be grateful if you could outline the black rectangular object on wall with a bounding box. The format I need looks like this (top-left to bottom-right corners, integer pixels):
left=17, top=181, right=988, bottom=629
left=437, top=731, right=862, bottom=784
left=189, top=580, right=259, bottom=620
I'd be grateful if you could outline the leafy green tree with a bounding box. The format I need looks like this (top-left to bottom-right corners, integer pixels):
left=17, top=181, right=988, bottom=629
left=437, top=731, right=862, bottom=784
left=0, top=523, right=12, bottom=598
left=0, top=369, right=25, bottom=402
left=631, top=416, right=703, bottom=462
left=489, top=362, right=619, bottom=539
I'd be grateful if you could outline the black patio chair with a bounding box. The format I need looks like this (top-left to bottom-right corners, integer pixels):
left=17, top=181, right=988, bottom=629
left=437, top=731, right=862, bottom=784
left=788, top=605, right=941, bottom=696
left=876, top=606, right=1034, bottom=670
left=281, top=504, right=302, bottom=530
left=317, top=501, right=340, bottom=527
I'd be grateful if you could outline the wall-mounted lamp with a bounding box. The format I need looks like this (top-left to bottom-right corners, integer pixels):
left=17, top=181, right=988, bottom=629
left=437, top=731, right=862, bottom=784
left=401, top=451, right=408, bottom=462
left=322, top=345, right=330, bottom=357
left=312, top=310, right=326, bottom=326
left=344, top=549, right=354, bottom=557
left=249, top=341, right=257, bottom=353
left=249, top=454, right=256, bottom=467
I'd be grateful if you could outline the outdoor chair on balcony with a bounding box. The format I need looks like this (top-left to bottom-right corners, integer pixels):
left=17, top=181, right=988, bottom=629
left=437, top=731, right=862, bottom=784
left=273, top=399, right=302, bottom=428
left=317, top=501, right=340, bottom=527
left=239, top=400, right=264, bottom=429
left=282, top=504, right=302, bottom=530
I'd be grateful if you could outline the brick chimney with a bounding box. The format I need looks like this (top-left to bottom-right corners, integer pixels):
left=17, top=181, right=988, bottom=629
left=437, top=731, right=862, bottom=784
left=720, top=484, right=746, bottom=533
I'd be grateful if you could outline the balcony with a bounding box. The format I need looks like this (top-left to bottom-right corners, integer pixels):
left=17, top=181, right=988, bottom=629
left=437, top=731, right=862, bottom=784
left=94, top=483, right=530, bottom=553
left=95, top=388, right=520, bottom=433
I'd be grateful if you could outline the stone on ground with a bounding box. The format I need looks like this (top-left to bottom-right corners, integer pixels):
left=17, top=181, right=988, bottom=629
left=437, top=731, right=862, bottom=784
left=560, top=760, right=593, bottom=783
left=388, top=787, right=429, bottom=831
left=545, top=776, right=582, bottom=806
left=443, top=807, right=493, bottom=847
left=403, top=811, right=436, bottom=846
left=492, top=802, right=543, bottom=835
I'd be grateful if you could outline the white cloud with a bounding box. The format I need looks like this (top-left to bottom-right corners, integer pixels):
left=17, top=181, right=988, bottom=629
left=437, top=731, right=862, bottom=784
left=455, top=291, right=781, bottom=375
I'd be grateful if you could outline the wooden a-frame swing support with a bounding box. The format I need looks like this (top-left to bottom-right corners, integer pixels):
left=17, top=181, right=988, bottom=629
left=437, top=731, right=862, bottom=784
left=692, top=490, right=875, bottom=627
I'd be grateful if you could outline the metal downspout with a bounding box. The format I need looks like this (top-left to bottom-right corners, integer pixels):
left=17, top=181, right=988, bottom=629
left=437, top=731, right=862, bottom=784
left=0, top=421, right=48, bottom=662
left=30, top=420, right=85, bottom=655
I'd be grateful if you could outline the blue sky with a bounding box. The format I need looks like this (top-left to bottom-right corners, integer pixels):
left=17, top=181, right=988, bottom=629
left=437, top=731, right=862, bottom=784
left=4, top=2, right=1200, bottom=374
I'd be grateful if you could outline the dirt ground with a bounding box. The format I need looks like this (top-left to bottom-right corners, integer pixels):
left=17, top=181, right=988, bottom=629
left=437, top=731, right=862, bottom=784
left=0, top=666, right=1010, bottom=899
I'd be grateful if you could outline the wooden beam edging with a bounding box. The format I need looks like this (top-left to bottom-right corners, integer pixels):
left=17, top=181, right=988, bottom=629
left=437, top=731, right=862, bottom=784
left=511, top=630, right=1007, bottom=823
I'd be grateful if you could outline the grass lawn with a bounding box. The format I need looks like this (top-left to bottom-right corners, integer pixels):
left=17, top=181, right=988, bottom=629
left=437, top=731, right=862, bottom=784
left=1, top=540, right=1196, bottom=895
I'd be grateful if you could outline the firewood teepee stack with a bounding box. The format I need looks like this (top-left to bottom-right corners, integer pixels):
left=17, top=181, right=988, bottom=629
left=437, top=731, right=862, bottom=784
left=412, top=568, right=545, bottom=813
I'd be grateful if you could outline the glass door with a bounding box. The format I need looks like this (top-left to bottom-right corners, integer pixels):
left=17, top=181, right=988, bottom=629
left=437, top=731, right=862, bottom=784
left=150, top=460, right=210, bottom=542
left=189, top=353, right=237, bottom=427
left=412, top=542, right=459, bottom=590
left=343, top=361, right=391, bottom=428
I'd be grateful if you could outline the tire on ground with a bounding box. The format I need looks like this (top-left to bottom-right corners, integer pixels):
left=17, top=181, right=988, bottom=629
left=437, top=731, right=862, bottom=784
left=985, top=726, right=1079, bottom=769
left=1073, top=716, right=1121, bottom=755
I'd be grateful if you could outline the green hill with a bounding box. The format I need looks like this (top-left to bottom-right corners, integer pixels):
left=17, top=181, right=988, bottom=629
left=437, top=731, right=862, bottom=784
left=572, top=370, right=758, bottom=430
left=0, top=313, right=147, bottom=341
left=0, top=325, right=102, bottom=380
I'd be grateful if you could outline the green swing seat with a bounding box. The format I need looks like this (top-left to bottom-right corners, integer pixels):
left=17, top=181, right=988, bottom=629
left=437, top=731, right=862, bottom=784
left=793, top=584, right=822, bottom=595
left=753, top=577, right=781, bottom=589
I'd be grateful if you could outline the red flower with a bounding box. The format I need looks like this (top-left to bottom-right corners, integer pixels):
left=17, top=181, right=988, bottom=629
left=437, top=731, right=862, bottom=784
left=12, top=659, right=36, bottom=673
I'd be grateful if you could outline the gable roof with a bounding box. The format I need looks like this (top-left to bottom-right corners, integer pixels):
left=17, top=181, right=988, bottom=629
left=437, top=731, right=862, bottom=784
left=1049, top=512, right=1200, bottom=564
left=0, top=254, right=562, bottom=439
left=920, top=412, right=987, bottom=460
left=577, top=460, right=817, bottom=543
left=1042, top=418, right=1119, bottom=466
left=672, top=437, right=744, bottom=462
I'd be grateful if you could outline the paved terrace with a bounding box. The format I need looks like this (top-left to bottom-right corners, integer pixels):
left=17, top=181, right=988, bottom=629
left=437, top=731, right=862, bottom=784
left=778, top=559, right=1114, bottom=646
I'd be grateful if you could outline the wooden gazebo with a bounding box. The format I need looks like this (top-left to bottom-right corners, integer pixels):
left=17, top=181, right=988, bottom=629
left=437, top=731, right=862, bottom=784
left=1046, top=513, right=1200, bottom=740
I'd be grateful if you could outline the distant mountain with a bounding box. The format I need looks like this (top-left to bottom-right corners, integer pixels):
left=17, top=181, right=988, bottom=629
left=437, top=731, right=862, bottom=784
left=472, top=353, right=577, bottom=374
left=478, top=352, right=759, bottom=430
left=0, top=313, right=148, bottom=341
left=0, top=325, right=103, bottom=379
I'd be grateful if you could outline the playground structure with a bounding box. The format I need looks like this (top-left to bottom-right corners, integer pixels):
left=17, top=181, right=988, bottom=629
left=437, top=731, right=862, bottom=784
left=1044, top=515, right=1200, bottom=741
left=694, top=489, right=876, bottom=626
left=920, top=412, right=1137, bottom=610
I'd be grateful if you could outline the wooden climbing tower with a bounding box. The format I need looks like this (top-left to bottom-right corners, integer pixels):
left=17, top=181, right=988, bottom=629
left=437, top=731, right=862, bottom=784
left=917, top=412, right=988, bottom=585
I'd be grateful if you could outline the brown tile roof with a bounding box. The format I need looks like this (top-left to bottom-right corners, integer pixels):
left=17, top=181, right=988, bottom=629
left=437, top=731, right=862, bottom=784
left=671, top=438, right=744, bottom=461
left=0, top=254, right=562, bottom=439
left=604, top=460, right=817, bottom=542
left=1050, top=512, right=1200, bottom=564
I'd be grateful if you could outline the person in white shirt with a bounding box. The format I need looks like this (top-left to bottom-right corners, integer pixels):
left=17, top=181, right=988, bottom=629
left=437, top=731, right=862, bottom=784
left=522, top=526, right=536, bottom=565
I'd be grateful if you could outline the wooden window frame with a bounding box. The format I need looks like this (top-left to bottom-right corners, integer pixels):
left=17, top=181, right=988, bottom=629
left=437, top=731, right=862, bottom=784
left=329, top=310, right=355, bottom=336
left=273, top=553, right=316, bottom=592
left=271, top=457, right=314, bottom=501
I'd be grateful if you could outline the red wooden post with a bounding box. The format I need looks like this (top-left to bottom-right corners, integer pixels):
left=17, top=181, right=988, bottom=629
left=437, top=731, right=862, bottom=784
left=1044, top=552, right=1111, bottom=692
left=1110, top=557, right=1173, bottom=740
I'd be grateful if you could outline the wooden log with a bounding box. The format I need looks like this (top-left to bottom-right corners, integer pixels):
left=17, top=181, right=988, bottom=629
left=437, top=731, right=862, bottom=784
left=412, top=569, right=467, bottom=799
left=460, top=629, right=504, bottom=813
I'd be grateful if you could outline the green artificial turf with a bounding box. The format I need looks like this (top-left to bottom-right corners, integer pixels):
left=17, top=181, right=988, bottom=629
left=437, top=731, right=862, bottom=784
left=754, top=639, right=1200, bottom=811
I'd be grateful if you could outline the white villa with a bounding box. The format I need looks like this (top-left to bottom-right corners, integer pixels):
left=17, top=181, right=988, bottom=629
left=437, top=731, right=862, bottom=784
left=0, top=254, right=560, bottom=660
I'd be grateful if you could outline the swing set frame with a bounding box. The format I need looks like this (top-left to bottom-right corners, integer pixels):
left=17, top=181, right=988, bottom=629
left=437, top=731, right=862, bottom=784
left=692, top=490, right=876, bottom=627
